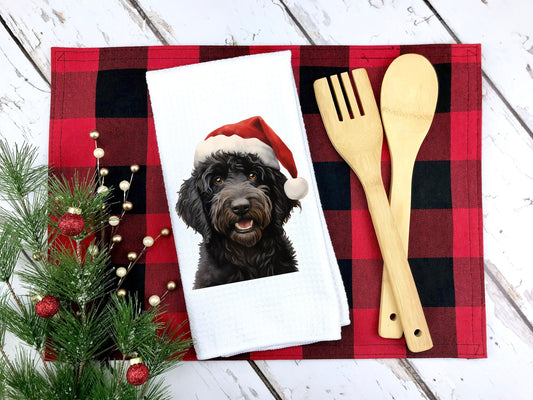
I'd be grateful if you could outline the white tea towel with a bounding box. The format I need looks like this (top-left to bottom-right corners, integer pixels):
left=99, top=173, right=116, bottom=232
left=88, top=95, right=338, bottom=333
left=146, top=50, right=349, bottom=360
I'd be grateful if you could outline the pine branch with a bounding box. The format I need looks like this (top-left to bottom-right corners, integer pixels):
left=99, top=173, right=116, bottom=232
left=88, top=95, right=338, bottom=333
left=18, top=241, right=113, bottom=307
left=0, top=224, right=21, bottom=282
left=0, top=293, right=50, bottom=351
left=108, top=294, right=159, bottom=357
left=139, top=317, right=191, bottom=379
left=0, top=345, right=14, bottom=371
left=2, top=349, right=50, bottom=400
left=48, top=300, right=111, bottom=365
left=0, top=193, right=49, bottom=254
left=138, top=378, right=173, bottom=400
left=0, top=140, right=190, bottom=399
left=0, top=141, right=48, bottom=202
left=48, top=171, right=111, bottom=241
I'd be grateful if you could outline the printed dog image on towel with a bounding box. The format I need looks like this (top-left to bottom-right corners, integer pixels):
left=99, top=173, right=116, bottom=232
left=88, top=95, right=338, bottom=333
left=176, top=116, right=309, bottom=289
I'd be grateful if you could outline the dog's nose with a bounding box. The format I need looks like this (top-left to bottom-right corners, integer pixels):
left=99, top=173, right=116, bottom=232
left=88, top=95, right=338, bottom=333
left=231, top=198, right=250, bottom=215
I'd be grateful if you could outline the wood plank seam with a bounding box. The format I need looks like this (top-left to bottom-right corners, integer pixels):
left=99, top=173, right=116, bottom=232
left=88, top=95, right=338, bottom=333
left=423, top=0, right=533, bottom=140
left=248, top=361, right=283, bottom=400
left=485, top=263, right=533, bottom=334
left=0, top=13, right=50, bottom=86
left=398, top=359, right=439, bottom=400
left=124, top=0, right=170, bottom=45
left=278, top=0, right=317, bottom=45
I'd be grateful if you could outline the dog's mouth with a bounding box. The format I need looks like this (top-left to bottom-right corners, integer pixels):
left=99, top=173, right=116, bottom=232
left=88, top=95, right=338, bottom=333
left=234, top=218, right=254, bottom=232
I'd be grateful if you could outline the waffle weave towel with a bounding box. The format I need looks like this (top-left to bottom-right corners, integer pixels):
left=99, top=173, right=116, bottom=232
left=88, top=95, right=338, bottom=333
left=146, top=50, right=350, bottom=359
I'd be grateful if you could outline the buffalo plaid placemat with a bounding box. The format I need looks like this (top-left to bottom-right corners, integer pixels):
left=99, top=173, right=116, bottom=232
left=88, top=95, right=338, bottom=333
left=49, top=44, right=485, bottom=359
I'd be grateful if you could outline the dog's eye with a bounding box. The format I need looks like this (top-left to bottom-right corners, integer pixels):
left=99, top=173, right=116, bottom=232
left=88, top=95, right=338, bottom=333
left=214, top=176, right=223, bottom=185
left=248, top=173, right=257, bottom=180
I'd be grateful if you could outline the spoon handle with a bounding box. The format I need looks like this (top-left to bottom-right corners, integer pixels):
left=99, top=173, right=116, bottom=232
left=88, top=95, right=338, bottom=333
left=361, top=173, right=433, bottom=352
left=379, top=156, right=416, bottom=338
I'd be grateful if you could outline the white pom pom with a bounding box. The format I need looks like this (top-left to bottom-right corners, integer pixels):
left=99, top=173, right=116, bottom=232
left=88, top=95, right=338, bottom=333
left=284, top=177, right=309, bottom=200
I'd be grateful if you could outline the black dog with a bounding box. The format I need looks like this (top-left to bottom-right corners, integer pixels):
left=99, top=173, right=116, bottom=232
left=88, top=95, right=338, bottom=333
left=176, top=151, right=300, bottom=289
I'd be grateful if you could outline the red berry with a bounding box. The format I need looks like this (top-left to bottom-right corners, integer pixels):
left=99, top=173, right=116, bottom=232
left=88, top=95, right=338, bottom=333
left=58, top=211, right=85, bottom=236
left=126, top=363, right=149, bottom=386
left=35, top=295, right=60, bottom=318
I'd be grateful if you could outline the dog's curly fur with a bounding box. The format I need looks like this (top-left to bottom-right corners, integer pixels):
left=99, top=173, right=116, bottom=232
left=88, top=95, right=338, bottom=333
left=176, top=151, right=300, bottom=289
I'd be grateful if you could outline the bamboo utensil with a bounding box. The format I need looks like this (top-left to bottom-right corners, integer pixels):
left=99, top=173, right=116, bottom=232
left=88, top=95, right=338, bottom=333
left=313, top=68, right=433, bottom=352
left=378, top=54, right=439, bottom=339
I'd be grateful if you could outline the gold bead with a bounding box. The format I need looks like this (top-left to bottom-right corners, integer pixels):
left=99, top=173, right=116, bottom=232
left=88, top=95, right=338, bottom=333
left=166, top=281, right=177, bottom=291
left=32, top=252, right=42, bottom=261
left=148, top=295, right=160, bottom=307
left=97, top=185, right=108, bottom=194
left=93, top=148, right=105, bottom=159
left=127, top=252, right=137, bottom=261
left=32, top=294, right=43, bottom=303
left=67, top=207, right=82, bottom=215
left=160, top=228, right=171, bottom=237
left=89, top=130, right=100, bottom=140
left=130, top=164, right=140, bottom=173
left=122, top=201, right=133, bottom=211
left=99, top=167, right=109, bottom=177
left=117, top=289, right=127, bottom=297
left=87, top=244, right=99, bottom=256
left=129, top=357, right=142, bottom=365
left=109, top=216, right=120, bottom=227
left=112, top=234, right=122, bottom=243
left=142, top=236, right=154, bottom=247
left=115, top=267, right=127, bottom=278
left=119, top=180, right=130, bottom=191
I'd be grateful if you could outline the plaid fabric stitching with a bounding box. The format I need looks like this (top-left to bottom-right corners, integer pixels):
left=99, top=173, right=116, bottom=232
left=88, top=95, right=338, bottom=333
left=49, top=45, right=486, bottom=359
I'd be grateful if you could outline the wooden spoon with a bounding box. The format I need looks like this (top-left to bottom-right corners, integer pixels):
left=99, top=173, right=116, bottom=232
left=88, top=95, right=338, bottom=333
left=314, top=68, right=433, bottom=352
left=378, top=53, right=439, bottom=339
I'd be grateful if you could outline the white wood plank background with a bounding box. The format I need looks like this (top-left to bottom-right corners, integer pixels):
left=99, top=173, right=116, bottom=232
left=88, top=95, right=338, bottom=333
left=0, top=0, right=532, bottom=398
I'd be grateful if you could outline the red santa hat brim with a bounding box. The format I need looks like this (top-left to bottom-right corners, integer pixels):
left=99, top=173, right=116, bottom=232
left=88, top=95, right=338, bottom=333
left=193, top=116, right=308, bottom=200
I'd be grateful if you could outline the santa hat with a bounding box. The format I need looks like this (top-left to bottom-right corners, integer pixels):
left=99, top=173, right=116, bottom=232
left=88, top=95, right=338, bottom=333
left=194, top=116, right=309, bottom=200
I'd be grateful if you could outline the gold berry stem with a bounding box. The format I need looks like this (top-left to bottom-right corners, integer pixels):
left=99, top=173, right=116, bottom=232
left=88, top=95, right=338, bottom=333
left=122, top=171, right=135, bottom=203
left=6, top=280, right=24, bottom=314
left=116, top=232, right=165, bottom=289
left=39, top=350, right=51, bottom=376
left=94, top=139, right=101, bottom=180
left=77, top=361, right=85, bottom=384
left=140, top=380, right=149, bottom=397
left=20, top=249, right=39, bottom=269
left=76, top=240, right=83, bottom=267
left=6, top=279, right=51, bottom=376
left=159, top=289, right=170, bottom=305
left=115, top=354, right=127, bottom=391
left=0, top=344, right=14, bottom=371
left=117, top=246, right=147, bottom=289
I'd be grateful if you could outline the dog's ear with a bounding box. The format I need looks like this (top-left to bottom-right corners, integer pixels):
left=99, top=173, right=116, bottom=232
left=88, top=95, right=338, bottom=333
left=268, top=169, right=300, bottom=225
left=176, top=175, right=211, bottom=240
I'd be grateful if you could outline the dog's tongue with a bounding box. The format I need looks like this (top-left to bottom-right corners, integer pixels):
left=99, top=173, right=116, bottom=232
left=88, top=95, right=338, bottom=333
left=236, top=219, right=253, bottom=230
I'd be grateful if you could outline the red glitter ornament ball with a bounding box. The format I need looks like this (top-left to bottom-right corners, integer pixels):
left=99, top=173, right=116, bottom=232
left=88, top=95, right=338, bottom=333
left=126, top=362, right=149, bottom=386
left=58, top=207, right=85, bottom=236
left=35, top=295, right=60, bottom=318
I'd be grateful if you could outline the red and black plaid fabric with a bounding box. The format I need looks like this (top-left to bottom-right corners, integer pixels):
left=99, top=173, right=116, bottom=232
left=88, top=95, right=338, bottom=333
left=49, top=45, right=485, bottom=359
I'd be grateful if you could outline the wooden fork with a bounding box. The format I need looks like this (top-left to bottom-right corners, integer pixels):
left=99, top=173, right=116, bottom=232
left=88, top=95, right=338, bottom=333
left=313, top=69, right=433, bottom=352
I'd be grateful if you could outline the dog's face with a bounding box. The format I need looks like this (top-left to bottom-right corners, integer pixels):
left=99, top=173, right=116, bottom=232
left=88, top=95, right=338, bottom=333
left=177, top=151, right=299, bottom=247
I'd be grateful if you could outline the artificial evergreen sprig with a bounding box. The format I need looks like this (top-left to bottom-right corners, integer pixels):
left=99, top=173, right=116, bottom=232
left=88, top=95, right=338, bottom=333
left=0, top=137, right=190, bottom=399
left=0, top=141, right=48, bottom=201
left=18, top=242, right=113, bottom=306
left=49, top=170, right=112, bottom=241
left=0, top=141, right=49, bottom=256
left=0, top=225, right=20, bottom=282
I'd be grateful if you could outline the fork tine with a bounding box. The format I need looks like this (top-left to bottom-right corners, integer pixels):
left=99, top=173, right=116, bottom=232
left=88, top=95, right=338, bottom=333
left=351, top=68, right=379, bottom=118
left=313, top=77, right=341, bottom=130
left=340, top=72, right=361, bottom=117
left=330, top=75, right=351, bottom=121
